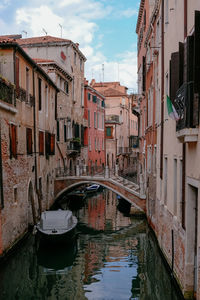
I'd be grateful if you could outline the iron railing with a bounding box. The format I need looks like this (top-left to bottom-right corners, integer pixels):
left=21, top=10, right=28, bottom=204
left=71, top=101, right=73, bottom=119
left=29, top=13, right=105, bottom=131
left=0, top=77, right=15, bottom=106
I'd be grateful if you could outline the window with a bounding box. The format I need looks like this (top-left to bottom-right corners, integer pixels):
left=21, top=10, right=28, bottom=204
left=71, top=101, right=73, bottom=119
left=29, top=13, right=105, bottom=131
left=174, top=158, right=177, bottom=215
left=64, top=124, right=67, bottom=142
left=95, top=137, right=97, bottom=150
left=81, top=84, right=84, bottom=107
left=89, top=136, right=91, bottom=151
left=15, top=57, right=20, bottom=97
left=14, top=187, right=17, bottom=204
left=97, top=112, right=99, bottom=129
left=45, top=132, right=55, bottom=157
left=38, top=78, right=42, bottom=111
left=26, top=127, right=32, bottom=155
left=57, top=121, right=60, bottom=142
left=45, top=85, right=48, bottom=116
left=102, top=114, right=104, bottom=129
left=88, top=93, right=91, bottom=101
left=74, top=52, right=76, bottom=65
left=64, top=81, right=69, bottom=94
left=106, top=127, right=113, bottom=138
left=39, top=177, right=43, bottom=199
left=39, top=131, right=44, bottom=155
left=92, top=95, right=97, bottom=103
left=26, top=67, right=30, bottom=103
left=147, top=145, right=152, bottom=173
left=94, top=112, right=97, bottom=128
left=10, top=124, right=17, bottom=159
left=88, top=110, right=90, bottom=127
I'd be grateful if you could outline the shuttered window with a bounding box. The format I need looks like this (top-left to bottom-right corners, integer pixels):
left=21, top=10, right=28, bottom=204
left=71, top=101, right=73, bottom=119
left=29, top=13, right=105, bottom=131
left=45, top=132, right=55, bottom=158
left=15, top=57, right=20, bottom=98
left=10, top=124, right=17, bottom=159
left=50, top=134, right=55, bottom=155
left=57, top=121, right=60, bottom=141
left=39, top=131, right=44, bottom=155
left=26, top=128, right=32, bottom=155
left=38, top=78, right=42, bottom=111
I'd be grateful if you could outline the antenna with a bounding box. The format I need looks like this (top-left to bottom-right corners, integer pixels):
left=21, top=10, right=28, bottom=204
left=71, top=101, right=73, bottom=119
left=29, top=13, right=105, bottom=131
left=22, top=30, right=27, bottom=37
left=42, top=28, right=47, bottom=36
left=59, top=24, right=63, bottom=38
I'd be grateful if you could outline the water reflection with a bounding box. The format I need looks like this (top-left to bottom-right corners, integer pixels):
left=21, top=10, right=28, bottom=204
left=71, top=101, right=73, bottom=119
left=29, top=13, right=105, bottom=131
left=0, top=188, right=184, bottom=300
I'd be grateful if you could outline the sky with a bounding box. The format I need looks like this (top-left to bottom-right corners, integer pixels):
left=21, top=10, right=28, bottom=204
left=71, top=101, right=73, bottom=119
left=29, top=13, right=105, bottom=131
left=0, top=0, right=140, bottom=92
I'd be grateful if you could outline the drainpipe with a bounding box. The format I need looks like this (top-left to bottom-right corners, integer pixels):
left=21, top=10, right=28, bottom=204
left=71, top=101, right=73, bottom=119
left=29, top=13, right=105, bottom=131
left=160, top=0, right=164, bottom=179
left=182, top=0, right=187, bottom=229
left=32, top=68, right=41, bottom=216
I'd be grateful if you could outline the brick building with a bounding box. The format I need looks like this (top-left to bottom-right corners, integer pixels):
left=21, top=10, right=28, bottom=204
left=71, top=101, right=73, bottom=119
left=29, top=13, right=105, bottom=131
left=84, top=80, right=105, bottom=170
left=0, top=39, right=58, bottom=255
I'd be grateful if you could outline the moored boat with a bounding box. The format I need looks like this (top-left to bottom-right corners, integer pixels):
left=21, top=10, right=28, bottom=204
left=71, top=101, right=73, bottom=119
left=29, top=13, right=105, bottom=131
left=36, top=210, right=77, bottom=243
left=84, top=183, right=102, bottom=194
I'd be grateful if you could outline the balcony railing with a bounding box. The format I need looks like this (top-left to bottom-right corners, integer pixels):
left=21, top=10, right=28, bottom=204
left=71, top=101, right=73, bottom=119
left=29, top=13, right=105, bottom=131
left=0, top=76, right=15, bottom=106
left=105, top=115, right=120, bottom=123
left=129, top=135, right=139, bottom=148
left=66, top=140, right=81, bottom=155
left=117, top=147, right=131, bottom=155
left=174, top=82, right=199, bottom=142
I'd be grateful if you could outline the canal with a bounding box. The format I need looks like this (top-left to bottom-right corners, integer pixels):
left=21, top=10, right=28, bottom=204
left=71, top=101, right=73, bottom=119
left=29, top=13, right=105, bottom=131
left=0, top=187, right=184, bottom=300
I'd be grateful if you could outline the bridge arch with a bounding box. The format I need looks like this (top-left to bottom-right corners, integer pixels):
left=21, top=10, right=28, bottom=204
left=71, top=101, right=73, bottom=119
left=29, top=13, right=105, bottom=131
left=54, top=178, right=146, bottom=213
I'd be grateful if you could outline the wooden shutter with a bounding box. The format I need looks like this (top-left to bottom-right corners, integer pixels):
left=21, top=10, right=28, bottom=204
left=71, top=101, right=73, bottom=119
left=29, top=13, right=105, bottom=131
left=194, top=10, right=200, bottom=94
left=39, top=131, right=44, bottom=155
left=186, top=35, right=194, bottom=82
left=10, top=124, right=17, bottom=158
left=57, top=121, right=60, bottom=141
left=50, top=134, right=55, bottom=155
left=26, top=128, right=32, bottom=155
left=170, top=52, right=180, bottom=103
left=15, top=57, right=20, bottom=98
left=38, top=78, right=42, bottom=111
left=179, top=42, right=184, bottom=86
left=45, top=131, right=50, bottom=158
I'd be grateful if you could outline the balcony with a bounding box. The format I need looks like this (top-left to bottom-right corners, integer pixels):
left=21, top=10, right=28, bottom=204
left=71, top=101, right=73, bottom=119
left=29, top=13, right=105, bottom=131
left=129, top=135, right=139, bottom=148
left=66, top=139, right=81, bottom=155
left=117, top=147, right=131, bottom=155
left=0, top=76, right=15, bottom=106
left=175, top=82, right=199, bottom=143
left=105, top=115, right=120, bottom=124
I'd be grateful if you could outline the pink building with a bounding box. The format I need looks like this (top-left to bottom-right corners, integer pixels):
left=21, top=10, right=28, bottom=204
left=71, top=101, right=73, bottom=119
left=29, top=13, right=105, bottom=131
left=84, top=80, right=105, bottom=170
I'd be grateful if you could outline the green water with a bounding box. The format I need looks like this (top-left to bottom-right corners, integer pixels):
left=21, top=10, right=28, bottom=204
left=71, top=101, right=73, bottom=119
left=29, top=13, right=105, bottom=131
left=0, top=189, right=184, bottom=299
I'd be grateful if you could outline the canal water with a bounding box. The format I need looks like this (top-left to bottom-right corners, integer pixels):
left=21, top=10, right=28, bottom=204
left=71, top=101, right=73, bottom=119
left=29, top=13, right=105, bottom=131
left=0, top=188, right=184, bottom=300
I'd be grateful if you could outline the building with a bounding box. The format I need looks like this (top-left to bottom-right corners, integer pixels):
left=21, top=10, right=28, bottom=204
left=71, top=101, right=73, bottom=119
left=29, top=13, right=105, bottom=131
left=136, top=0, right=200, bottom=298
left=90, top=80, right=138, bottom=176
left=17, top=36, right=87, bottom=173
left=84, top=80, right=105, bottom=172
left=0, top=39, right=59, bottom=255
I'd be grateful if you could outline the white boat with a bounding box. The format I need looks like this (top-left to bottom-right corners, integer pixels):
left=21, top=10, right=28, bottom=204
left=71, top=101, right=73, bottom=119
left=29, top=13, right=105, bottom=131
left=36, top=210, right=77, bottom=243
left=84, top=184, right=102, bottom=193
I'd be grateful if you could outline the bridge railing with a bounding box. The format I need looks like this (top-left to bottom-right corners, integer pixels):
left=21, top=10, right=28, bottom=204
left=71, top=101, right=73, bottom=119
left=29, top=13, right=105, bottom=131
left=55, top=165, right=117, bottom=178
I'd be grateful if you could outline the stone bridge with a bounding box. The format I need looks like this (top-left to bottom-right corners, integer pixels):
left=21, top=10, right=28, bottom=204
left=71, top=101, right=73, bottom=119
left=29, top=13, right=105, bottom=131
left=54, top=173, right=146, bottom=213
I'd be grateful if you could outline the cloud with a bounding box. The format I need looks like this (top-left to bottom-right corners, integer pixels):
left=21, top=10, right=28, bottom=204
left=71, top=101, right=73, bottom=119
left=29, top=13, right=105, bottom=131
left=0, top=0, right=10, bottom=10
left=85, top=50, right=138, bottom=92
left=120, top=9, right=138, bottom=18
left=16, top=6, right=63, bottom=37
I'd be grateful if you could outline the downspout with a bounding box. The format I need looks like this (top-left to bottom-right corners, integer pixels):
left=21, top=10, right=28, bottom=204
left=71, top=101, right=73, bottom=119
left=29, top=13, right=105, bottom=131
left=32, top=68, right=41, bottom=217
left=160, top=0, right=164, bottom=179
left=182, top=0, right=187, bottom=229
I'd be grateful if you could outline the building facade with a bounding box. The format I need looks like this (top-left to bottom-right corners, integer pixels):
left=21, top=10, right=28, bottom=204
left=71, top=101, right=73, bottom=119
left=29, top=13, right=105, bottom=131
left=84, top=80, right=105, bottom=171
left=17, top=36, right=87, bottom=173
left=90, top=80, right=138, bottom=175
left=136, top=0, right=200, bottom=298
left=0, top=39, right=58, bottom=255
